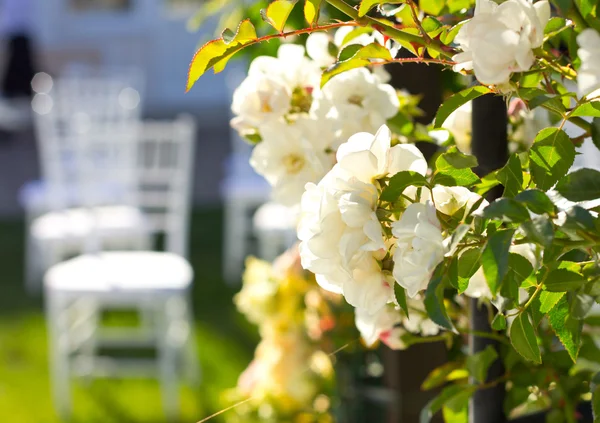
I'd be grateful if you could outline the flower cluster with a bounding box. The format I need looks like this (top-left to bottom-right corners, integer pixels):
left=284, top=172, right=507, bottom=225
left=228, top=247, right=336, bottom=422
left=231, top=28, right=408, bottom=206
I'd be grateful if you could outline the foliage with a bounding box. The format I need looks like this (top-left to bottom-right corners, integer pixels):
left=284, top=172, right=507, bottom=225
left=186, top=0, right=600, bottom=421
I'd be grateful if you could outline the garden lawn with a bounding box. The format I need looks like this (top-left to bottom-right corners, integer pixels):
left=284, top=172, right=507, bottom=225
left=0, top=207, right=258, bottom=423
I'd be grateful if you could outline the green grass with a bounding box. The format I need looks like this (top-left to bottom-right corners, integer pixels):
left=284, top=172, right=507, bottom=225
left=0, top=208, right=259, bottom=423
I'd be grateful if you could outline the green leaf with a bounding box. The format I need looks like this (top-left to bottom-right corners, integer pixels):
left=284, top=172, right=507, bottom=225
left=592, top=117, right=600, bottom=151
left=358, top=0, right=403, bottom=17
left=457, top=248, right=483, bottom=294
left=394, top=283, right=410, bottom=318
left=510, top=313, right=541, bottom=364
left=570, top=292, right=595, bottom=319
left=555, top=168, right=600, bottom=202
left=422, top=16, right=443, bottom=33
left=186, top=20, right=258, bottom=91
left=496, top=154, right=523, bottom=198
left=482, top=198, right=531, bottom=223
left=432, top=148, right=480, bottom=187
left=304, top=0, right=322, bottom=25
left=381, top=171, right=428, bottom=202
left=321, top=43, right=393, bottom=87
left=442, top=389, right=470, bottom=423
left=528, top=128, right=575, bottom=190
left=503, top=253, right=534, bottom=299
left=514, top=189, right=555, bottom=215
left=548, top=296, right=583, bottom=362
left=563, top=205, right=597, bottom=233
left=521, top=216, right=554, bottom=248
left=425, top=265, right=455, bottom=332
left=491, top=313, right=507, bottom=330
left=434, top=86, right=492, bottom=128
left=474, top=171, right=501, bottom=196
left=570, top=101, right=600, bottom=117
left=545, top=16, right=566, bottom=34
left=592, top=372, right=600, bottom=422
left=420, top=0, right=446, bottom=16
left=482, top=229, right=515, bottom=295
left=421, top=362, right=468, bottom=391
left=420, top=385, right=476, bottom=423
left=261, top=0, right=298, bottom=32
left=466, top=345, right=498, bottom=384
left=539, top=291, right=565, bottom=313
left=544, top=268, right=586, bottom=292
left=446, top=224, right=470, bottom=257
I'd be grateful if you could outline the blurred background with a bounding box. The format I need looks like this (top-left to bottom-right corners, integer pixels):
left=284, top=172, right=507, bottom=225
left=0, top=0, right=270, bottom=422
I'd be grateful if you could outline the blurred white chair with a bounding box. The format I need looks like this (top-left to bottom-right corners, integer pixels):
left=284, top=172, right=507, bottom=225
left=252, top=202, right=298, bottom=262
left=24, top=70, right=147, bottom=291
left=45, top=116, right=198, bottom=421
left=221, top=67, right=271, bottom=284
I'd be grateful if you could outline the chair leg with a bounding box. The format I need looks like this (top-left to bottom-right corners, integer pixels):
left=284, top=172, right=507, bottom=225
left=159, top=297, right=180, bottom=421
left=223, top=198, right=247, bottom=285
left=47, top=292, right=72, bottom=419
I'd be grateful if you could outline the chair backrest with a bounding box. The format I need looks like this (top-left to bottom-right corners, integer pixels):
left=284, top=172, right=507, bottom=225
left=134, top=115, right=196, bottom=258
left=31, top=70, right=143, bottom=210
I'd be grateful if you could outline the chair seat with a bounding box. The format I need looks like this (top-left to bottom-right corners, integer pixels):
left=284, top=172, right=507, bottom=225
left=45, top=251, right=193, bottom=294
left=31, top=205, right=148, bottom=242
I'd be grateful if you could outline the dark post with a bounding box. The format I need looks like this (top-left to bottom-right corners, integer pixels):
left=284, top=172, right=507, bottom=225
left=469, top=94, right=508, bottom=423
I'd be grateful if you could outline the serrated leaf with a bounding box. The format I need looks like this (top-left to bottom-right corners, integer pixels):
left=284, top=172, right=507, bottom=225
left=381, top=171, right=428, bottom=202
left=548, top=296, right=583, bottom=362
left=434, top=86, right=492, bottom=128
left=466, top=345, right=498, bottom=384
left=497, top=154, right=523, bottom=198
left=521, top=216, right=554, bottom=248
left=425, top=265, right=455, bottom=332
left=510, top=313, right=541, bottom=364
left=474, top=171, right=501, bottom=196
left=539, top=290, right=565, bottom=313
left=321, top=42, right=393, bottom=87
left=433, top=148, right=480, bottom=187
left=261, top=0, right=298, bottom=32
left=483, top=198, right=531, bottom=223
left=420, top=0, right=446, bottom=16
left=358, top=0, right=404, bottom=16
left=544, top=268, right=586, bottom=292
left=529, top=128, right=575, bottom=190
left=187, top=19, right=258, bottom=92
left=570, top=101, right=600, bottom=117
left=503, top=253, right=534, bottom=299
left=422, top=16, right=443, bottom=33
left=482, top=229, right=515, bottom=295
left=555, top=168, right=600, bottom=202
left=515, top=189, right=555, bottom=215
left=304, top=0, right=322, bottom=25
left=394, top=283, right=409, bottom=318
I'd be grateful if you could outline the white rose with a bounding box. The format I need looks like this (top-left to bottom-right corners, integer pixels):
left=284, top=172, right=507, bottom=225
left=401, top=298, right=440, bottom=336
left=298, top=125, right=428, bottom=313
left=392, top=202, right=446, bottom=298
left=355, top=304, right=402, bottom=347
left=422, top=186, right=488, bottom=218
left=577, top=29, right=600, bottom=99
left=250, top=119, right=334, bottom=206
left=231, top=74, right=291, bottom=133
left=441, top=101, right=472, bottom=154
left=312, top=68, right=400, bottom=149
left=453, top=0, right=550, bottom=85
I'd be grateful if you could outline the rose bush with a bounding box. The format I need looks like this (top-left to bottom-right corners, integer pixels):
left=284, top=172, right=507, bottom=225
left=187, top=0, right=600, bottom=421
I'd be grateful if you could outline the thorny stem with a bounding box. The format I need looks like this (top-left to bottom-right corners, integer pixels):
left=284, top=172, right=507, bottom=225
left=325, top=0, right=455, bottom=58
left=407, top=0, right=432, bottom=44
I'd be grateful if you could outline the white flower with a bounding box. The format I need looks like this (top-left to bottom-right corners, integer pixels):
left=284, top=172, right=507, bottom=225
left=250, top=119, right=333, bottom=206
left=235, top=257, right=279, bottom=325
left=422, top=186, right=487, bottom=218
left=392, top=202, right=446, bottom=298
left=402, top=299, right=440, bottom=337
left=231, top=74, right=291, bottom=133
left=312, top=68, right=400, bottom=149
left=453, top=0, right=550, bottom=85
left=441, top=101, right=472, bottom=154
left=577, top=29, right=600, bottom=99
left=298, top=125, right=428, bottom=313
left=355, top=304, right=402, bottom=347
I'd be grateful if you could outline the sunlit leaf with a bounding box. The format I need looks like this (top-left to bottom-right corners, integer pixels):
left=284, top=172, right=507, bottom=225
left=434, top=86, right=492, bottom=128
left=304, top=0, right=322, bottom=25
left=529, top=128, right=575, bottom=190
left=321, top=42, right=393, bottom=87
left=548, top=296, right=583, bottom=362
left=496, top=154, right=523, bottom=198
left=466, top=345, right=498, bottom=384
left=482, top=229, right=515, bottom=294
left=187, top=20, right=258, bottom=92
left=358, top=0, right=404, bottom=17
left=381, top=171, right=428, bottom=202
left=261, top=0, right=299, bottom=32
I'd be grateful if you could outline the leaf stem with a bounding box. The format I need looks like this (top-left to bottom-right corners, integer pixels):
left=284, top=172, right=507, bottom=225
left=324, top=0, right=455, bottom=58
